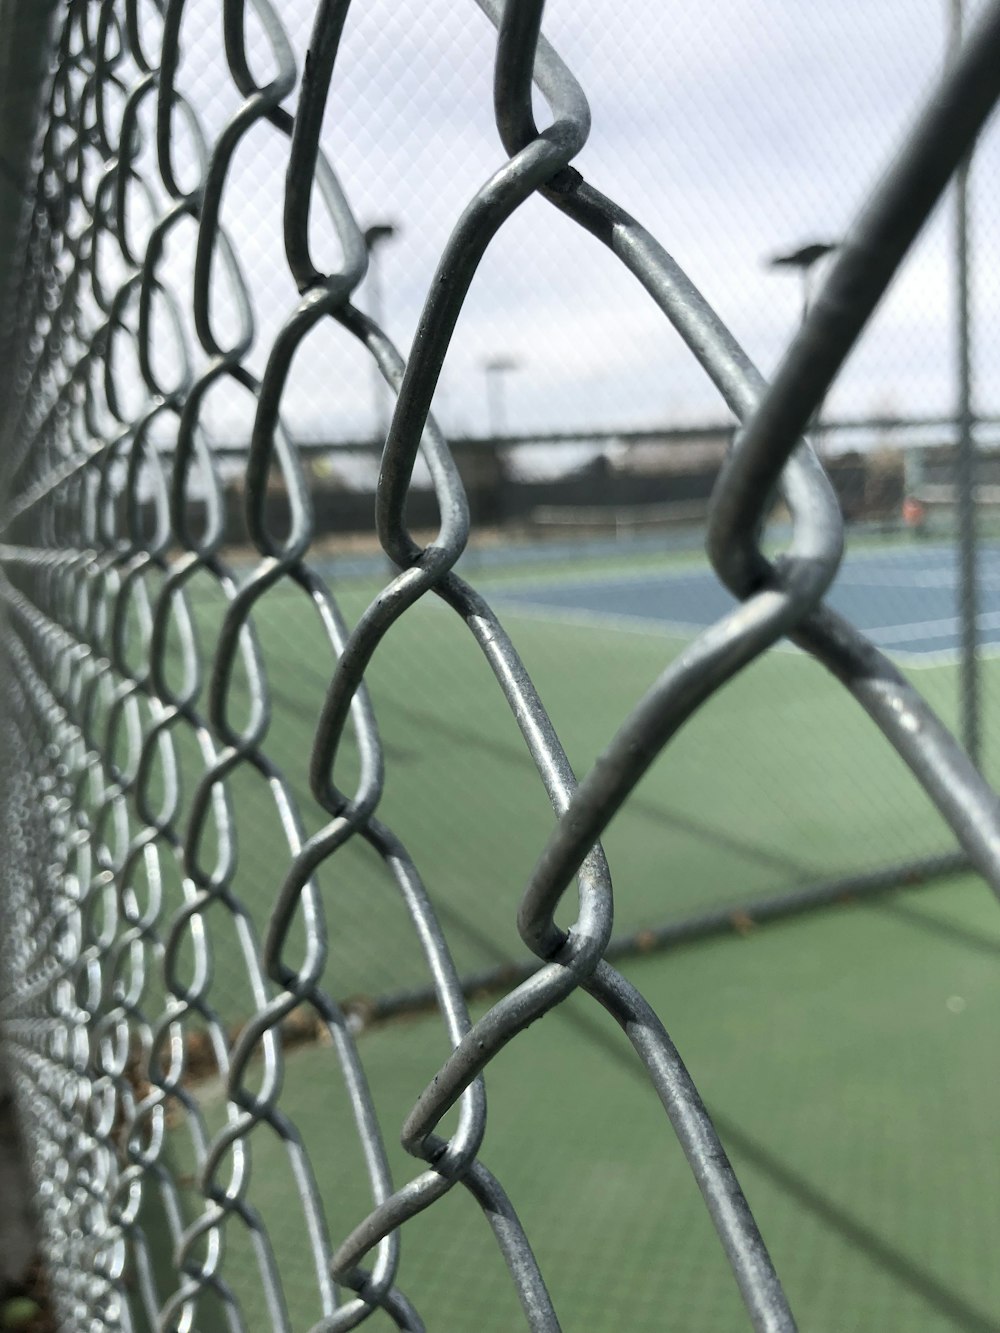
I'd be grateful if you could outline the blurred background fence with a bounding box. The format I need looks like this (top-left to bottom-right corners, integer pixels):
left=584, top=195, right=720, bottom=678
left=3, top=1, right=1000, bottom=1330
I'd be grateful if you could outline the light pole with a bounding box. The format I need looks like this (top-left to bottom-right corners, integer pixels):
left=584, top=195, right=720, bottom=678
left=483, top=355, right=519, bottom=439
left=765, top=240, right=838, bottom=447
left=766, top=240, right=838, bottom=323
left=364, top=222, right=398, bottom=444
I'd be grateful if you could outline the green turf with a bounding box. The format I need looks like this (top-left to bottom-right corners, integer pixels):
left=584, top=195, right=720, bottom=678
left=109, top=543, right=1000, bottom=1329
left=155, top=875, right=1000, bottom=1331
left=138, top=547, right=989, bottom=1017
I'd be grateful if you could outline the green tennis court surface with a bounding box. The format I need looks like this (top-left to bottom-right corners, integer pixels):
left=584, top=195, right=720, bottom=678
left=160, top=874, right=1000, bottom=1331
left=156, top=544, right=995, bottom=1013
left=141, top=542, right=1000, bottom=1328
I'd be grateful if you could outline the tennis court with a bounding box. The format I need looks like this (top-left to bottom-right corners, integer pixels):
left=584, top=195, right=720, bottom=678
left=143, top=549, right=1000, bottom=1330
left=173, top=538, right=980, bottom=1019
left=151, top=528, right=999, bottom=1017
left=152, top=554, right=1000, bottom=1333
left=181, top=553, right=1000, bottom=1331
left=492, top=541, right=1000, bottom=663
left=127, top=531, right=998, bottom=1333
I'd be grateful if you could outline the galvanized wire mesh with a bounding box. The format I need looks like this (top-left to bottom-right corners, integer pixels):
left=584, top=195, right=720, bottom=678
left=3, top=2, right=1000, bottom=1330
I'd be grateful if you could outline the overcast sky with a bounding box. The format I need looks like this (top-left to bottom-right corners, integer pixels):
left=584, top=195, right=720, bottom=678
left=124, top=0, right=1000, bottom=450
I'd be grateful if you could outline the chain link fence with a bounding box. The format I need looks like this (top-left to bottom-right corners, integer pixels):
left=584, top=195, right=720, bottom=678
left=2, top=1, right=1000, bottom=1330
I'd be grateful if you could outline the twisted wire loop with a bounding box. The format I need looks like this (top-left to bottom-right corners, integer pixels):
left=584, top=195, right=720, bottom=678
left=1, top=0, right=1000, bottom=1330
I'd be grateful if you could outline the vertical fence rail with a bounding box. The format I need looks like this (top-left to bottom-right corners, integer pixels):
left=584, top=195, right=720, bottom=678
left=950, top=0, right=982, bottom=766
left=1, top=3, right=1000, bottom=1331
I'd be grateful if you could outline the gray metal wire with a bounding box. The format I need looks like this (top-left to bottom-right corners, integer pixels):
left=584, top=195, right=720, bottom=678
left=2, top=2, right=1000, bottom=1330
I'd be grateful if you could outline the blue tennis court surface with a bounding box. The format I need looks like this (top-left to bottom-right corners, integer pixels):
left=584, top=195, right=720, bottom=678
left=495, top=543, right=1000, bottom=662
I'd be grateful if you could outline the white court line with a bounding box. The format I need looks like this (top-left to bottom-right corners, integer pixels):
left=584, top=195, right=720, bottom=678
left=491, top=599, right=715, bottom=642
left=495, top=599, right=824, bottom=658
left=477, top=561, right=707, bottom=595
left=835, top=570, right=1000, bottom=590
left=493, top=594, right=1000, bottom=666
left=483, top=547, right=1000, bottom=599
left=863, top=608, right=1000, bottom=644
left=894, top=643, right=1000, bottom=668
left=497, top=589, right=1000, bottom=647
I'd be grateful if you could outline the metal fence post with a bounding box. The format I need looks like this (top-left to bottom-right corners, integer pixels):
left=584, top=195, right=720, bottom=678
left=950, top=0, right=981, bottom=764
